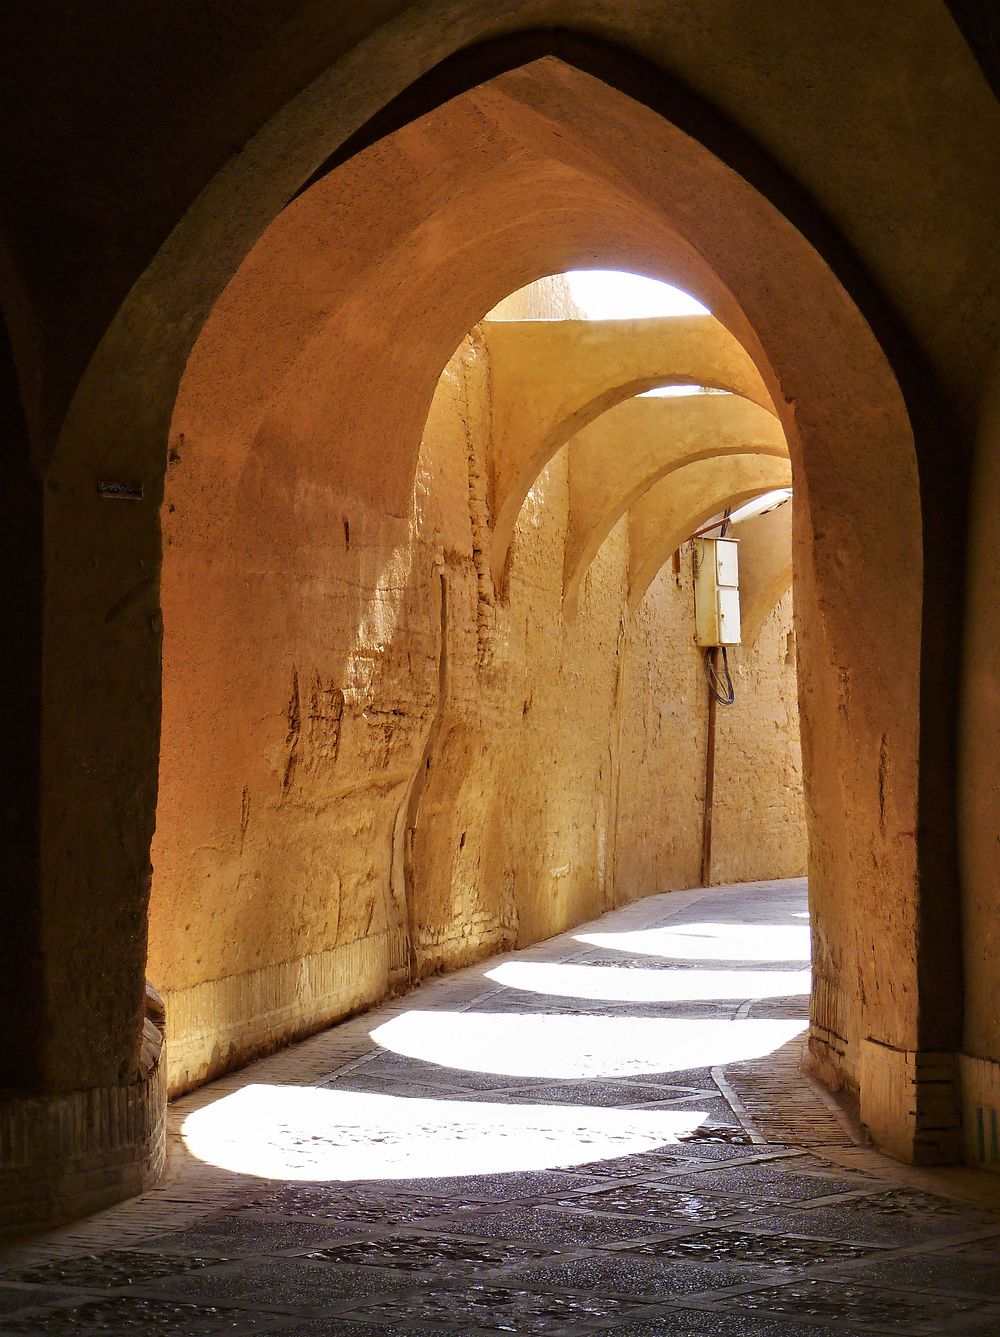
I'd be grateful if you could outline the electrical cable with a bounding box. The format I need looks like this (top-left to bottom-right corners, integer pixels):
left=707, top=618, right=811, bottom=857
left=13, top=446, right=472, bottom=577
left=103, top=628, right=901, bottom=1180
left=704, top=645, right=735, bottom=705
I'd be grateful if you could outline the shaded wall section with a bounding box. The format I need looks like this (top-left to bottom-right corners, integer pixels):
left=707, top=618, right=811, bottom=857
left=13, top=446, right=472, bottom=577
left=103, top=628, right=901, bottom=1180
left=959, top=345, right=1000, bottom=1164
left=0, top=316, right=43, bottom=1090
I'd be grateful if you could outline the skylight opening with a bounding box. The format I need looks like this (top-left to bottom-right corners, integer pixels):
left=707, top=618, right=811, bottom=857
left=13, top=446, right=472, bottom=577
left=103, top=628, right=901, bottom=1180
left=727, top=489, right=793, bottom=525
left=639, top=385, right=728, bottom=398
left=485, top=270, right=709, bottom=321
left=565, top=269, right=709, bottom=320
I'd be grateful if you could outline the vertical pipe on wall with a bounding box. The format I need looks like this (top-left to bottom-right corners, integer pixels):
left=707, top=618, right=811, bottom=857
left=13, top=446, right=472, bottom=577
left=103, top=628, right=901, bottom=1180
left=701, top=645, right=719, bottom=886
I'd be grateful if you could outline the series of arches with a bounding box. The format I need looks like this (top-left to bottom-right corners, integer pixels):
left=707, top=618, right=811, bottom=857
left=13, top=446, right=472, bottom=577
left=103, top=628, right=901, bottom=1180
left=84, top=55, right=933, bottom=1131
left=2, top=12, right=996, bottom=1230
left=485, top=313, right=776, bottom=578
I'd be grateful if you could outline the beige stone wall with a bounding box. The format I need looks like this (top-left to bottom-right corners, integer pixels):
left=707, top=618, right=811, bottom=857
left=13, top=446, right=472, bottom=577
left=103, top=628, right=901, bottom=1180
left=487, top=274, right=585, bottom=321
left=714, top=591, right=804, bottom=885
left=614, top=559, right=707, bottom=898
left=150, top=315, right=806, bottom=1097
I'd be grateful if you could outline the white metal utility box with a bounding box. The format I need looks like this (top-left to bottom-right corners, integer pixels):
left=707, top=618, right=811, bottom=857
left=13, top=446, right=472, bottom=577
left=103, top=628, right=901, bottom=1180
left=694, top=537, right=741, bottom=646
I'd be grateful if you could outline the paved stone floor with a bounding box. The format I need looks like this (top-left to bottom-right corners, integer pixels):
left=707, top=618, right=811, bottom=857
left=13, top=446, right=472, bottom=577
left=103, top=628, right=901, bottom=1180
left=5, top=878, right=1000, bottom=1335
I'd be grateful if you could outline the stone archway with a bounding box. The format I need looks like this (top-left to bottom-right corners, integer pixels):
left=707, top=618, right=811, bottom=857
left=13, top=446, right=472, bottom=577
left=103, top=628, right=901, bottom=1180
left=143, top=54, right=931, bottom=1151
left=11, top=30, right=954, bottom=1227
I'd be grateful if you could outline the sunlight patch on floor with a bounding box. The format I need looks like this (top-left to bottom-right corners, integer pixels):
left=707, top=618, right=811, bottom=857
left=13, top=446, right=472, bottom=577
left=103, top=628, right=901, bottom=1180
left=180, top=1085, right=712, bottom=1180
left=484, top=961, right=810, bottom=1003
left=368, top=1011, right=806, bottom=1079
left=576, top=920, right=811, bottom=963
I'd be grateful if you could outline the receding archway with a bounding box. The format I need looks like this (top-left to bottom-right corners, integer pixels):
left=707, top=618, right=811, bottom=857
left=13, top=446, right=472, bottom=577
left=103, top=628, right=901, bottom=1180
left=483, top=314, right=776, bottom=578
left=42, top=44, right=938, bottom=1173
left=557, top=393, right=786, bottom=615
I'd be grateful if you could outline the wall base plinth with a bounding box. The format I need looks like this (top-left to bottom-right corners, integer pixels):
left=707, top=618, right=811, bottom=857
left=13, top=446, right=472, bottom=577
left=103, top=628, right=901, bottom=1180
left=958, top=1053, right=1000, bottom=1169
left=163, top=929, right=408, bottom=1097
left=806, top=1024, right=853, bottom=1095
left=858, top=1038, right=961, bottom=1164
left=0, top=1034, right=166, bottom=1235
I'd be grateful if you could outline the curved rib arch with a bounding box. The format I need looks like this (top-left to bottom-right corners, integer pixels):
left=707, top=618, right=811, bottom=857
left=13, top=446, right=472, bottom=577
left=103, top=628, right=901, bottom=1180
left=487, top=313, right=774, bottom=580
left=561, top=393, right=786, bottom=616
left=626, top=454, right=793, bottom=608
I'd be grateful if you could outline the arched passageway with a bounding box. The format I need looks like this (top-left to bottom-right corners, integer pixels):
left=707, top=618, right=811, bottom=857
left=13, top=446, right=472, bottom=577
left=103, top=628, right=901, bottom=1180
left=144, top=55, right=927, bottom=1148
left=5, top=10, right=995, bottom=1231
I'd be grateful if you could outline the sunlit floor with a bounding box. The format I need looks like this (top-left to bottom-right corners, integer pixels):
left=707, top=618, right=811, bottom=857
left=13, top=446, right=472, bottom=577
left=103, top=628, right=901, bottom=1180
left=181, top=883, right=810, bottom=1184
left=5, top=878, right=1000, bottom=1336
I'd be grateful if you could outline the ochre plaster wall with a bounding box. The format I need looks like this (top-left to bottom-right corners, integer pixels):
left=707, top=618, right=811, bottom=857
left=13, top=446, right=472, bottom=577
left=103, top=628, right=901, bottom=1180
left=614, top=558, right=708, bottom=898
left=150, top=315, right=805, bottom=1097
left=714, top=591, right=804, bottom=885
left=614, top=551, right=804, bottom=901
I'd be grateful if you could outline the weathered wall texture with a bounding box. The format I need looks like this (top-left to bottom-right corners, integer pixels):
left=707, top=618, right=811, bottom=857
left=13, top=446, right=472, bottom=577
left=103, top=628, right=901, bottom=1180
left=714, top=591, right=804, bottom=885
left=150, top=297, right=805, bottom=1098
left=614, top=550, right=804, bottom=900
left=614, top=556, right=708, bottom=899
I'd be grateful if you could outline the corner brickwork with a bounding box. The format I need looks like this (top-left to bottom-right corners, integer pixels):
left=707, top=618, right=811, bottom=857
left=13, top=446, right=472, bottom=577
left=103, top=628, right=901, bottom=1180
left=0, top=1018, right=166, bottom=1235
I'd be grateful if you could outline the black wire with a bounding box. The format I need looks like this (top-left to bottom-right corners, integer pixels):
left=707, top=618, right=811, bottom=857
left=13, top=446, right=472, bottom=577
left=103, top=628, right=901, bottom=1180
left=705, top=645, right=735, bottom=705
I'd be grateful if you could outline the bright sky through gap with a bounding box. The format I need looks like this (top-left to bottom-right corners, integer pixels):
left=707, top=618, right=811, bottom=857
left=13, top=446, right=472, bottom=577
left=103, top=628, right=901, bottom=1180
left=565, top=269, right=709, bottom=319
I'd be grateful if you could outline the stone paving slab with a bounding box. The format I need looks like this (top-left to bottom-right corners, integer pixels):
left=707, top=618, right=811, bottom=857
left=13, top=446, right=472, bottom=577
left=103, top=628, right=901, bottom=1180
left=662, top=1164, right=883, bottom=1203
left=6, top=878, right=1000, bottom=1335
left=842, top=1247, right=1000, bottom=1297
left=0, top=1290, right=68, bottom=1320
left=501, top=1254, right=769, bottom=1297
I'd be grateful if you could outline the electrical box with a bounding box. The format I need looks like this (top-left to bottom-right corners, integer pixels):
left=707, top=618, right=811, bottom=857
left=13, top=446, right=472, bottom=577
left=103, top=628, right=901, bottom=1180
left=694, top=537, right=741, bottom=646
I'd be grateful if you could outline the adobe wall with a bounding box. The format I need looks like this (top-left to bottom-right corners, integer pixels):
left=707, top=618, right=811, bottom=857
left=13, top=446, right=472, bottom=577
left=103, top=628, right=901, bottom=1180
left=149, top=312, right=805, bottom=1097
left=615, top=559, right=803, bottom=900
left=714, top=593, right=804, bottom=886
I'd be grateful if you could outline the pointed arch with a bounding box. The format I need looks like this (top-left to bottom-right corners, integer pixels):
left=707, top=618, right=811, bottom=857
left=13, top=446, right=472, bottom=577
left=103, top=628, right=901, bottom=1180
left=30, top=34, right=943, bottom=1194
